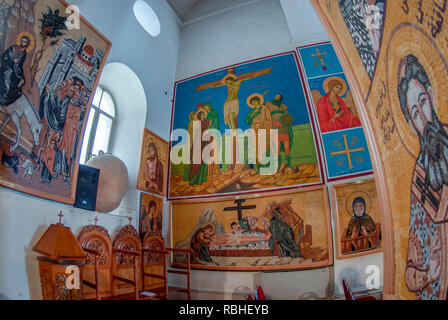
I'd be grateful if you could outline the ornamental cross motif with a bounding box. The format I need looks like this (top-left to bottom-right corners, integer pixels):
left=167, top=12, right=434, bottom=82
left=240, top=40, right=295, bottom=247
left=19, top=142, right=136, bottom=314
left=330, top=134, right=364, bottom=170
left=312, top=48, right=328, bottom=69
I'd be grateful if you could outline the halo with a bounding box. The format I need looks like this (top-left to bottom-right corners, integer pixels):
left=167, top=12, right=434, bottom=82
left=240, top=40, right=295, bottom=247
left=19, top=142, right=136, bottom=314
left=385, top=24, right=448, bottom=160
left=203, top=222, right=216, bottom=234
left=257, top=217, right=270, bottom=230
left=246, top=93, right=264, bottom=108
left=16, top=32, right=35, bottom=52
left=223, top=74, right=237, bottom=82
left=345, top=191, right=371, bottom=218
left=195, top=109, right=208, bottom=120
left=145, top=138, right=159, bottom=152
left=145, top=139, right=163, bottom=163
left=323, top=76, right=348, bottom=96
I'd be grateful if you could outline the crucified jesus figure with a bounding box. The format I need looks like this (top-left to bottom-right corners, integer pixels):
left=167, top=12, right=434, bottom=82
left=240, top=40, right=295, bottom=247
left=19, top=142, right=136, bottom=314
left=196, top=67, right=272, bottom=130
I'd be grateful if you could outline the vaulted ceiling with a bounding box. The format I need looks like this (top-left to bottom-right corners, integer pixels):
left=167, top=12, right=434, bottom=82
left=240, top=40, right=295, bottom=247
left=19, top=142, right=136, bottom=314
left=167, top=0, right=201, bottom=21
left=167, top=0, right=257, bottom=24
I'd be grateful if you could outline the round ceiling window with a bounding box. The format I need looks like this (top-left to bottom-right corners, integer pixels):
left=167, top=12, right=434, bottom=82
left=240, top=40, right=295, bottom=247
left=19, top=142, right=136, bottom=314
left=133, top=0, right=161, bottom=37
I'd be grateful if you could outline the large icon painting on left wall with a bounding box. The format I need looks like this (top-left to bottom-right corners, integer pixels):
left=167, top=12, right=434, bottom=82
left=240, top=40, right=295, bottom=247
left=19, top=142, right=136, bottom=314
left=0, top=0, right=111, bottom=204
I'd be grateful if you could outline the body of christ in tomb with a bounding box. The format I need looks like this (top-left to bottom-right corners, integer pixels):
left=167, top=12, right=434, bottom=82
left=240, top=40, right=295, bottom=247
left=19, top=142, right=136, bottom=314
left=171, top=190, right=332, bottom=271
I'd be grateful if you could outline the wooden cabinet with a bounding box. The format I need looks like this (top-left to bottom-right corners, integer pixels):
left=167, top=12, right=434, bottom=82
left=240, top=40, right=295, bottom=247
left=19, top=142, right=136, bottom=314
left=37, top=257, right=83, bottom=300
left=33, top=216, right=87, bottom=300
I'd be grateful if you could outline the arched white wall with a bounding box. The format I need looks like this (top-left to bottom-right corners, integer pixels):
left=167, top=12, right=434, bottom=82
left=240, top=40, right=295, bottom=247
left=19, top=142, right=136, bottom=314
left=97, top=62, right=147, bottom=215
left=68, top=0, right=180, bottom=141
left=0, top=62, right=147, bottom=300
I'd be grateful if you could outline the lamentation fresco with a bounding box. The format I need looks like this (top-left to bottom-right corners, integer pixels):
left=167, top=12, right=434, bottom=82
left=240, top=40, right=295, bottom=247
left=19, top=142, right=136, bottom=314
left=170, top=186, right=333, bottom=271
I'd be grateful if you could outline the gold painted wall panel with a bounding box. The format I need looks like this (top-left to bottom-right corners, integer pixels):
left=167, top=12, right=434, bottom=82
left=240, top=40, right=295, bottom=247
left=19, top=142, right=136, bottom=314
left=313, top=0, right=448, bottom=299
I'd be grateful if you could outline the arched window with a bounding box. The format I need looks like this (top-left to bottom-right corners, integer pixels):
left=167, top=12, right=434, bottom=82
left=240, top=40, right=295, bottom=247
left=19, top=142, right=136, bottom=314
left=79, top=87, right=116, bottom=164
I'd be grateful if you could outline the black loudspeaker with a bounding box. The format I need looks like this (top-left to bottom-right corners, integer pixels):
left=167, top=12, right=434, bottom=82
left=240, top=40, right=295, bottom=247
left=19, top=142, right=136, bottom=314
left=73, top=164, right=100, bottom=211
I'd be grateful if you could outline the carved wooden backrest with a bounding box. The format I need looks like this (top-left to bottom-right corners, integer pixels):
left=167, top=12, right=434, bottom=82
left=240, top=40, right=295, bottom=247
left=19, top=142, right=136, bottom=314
left=113, top=225, right=141, bottom=264
left=142, top=235, right=165, bottom=264
left=112, top=224, right=142, bottom=294
left=142, top=235, right=166, bottom=290
left=77, top=225, right=112, bottom=299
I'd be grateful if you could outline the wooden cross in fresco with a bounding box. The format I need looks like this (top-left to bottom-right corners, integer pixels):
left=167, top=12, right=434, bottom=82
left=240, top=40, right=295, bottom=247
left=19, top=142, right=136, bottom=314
left=312, top=48, right=327, bottom=69
left=223, top=199, right=256, bottom=221
left=195, top=67, right=273, bottom=130
left=93, top=216, right=99, bottom=226
left=58, top=211, right=63, bottom=224
left=330, top=134, right=364, bottom=170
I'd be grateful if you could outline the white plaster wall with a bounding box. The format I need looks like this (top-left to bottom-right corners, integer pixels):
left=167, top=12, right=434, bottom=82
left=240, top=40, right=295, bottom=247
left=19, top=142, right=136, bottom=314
left=261, top=268, right=330, bottom=299
left=279, top=0, right=329, bottom=46
left=0, top=0, right=180, bottom=299
left=68, top=0, right=180, bottom=141
left=175, top=0, right=292, bottom=81
left=168, top=269, right=262, bottom=300
left=183, top=0, right=257, bottom=23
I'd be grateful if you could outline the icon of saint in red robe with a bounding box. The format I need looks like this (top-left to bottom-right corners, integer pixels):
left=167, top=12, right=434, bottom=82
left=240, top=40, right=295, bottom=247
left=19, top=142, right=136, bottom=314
left=316, top=77, right=361, bottom=133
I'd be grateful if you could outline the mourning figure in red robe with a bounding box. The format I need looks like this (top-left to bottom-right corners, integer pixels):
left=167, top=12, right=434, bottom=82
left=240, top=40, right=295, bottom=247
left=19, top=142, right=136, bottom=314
left=317, top=79, right=361, bottom=133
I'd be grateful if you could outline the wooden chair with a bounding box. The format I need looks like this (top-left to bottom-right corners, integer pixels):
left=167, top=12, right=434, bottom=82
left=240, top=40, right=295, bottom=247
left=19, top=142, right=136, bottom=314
left=166, top=246, right=192, bottom=300
left=110, top=224, right=142, bottom=300
left=77, top=225, right=113, bottom=300
left=142, top=235, right=193, bottom=300
left=342, top=279, right=377, bottom=300
left=141, top=235, right=170, bottom=299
